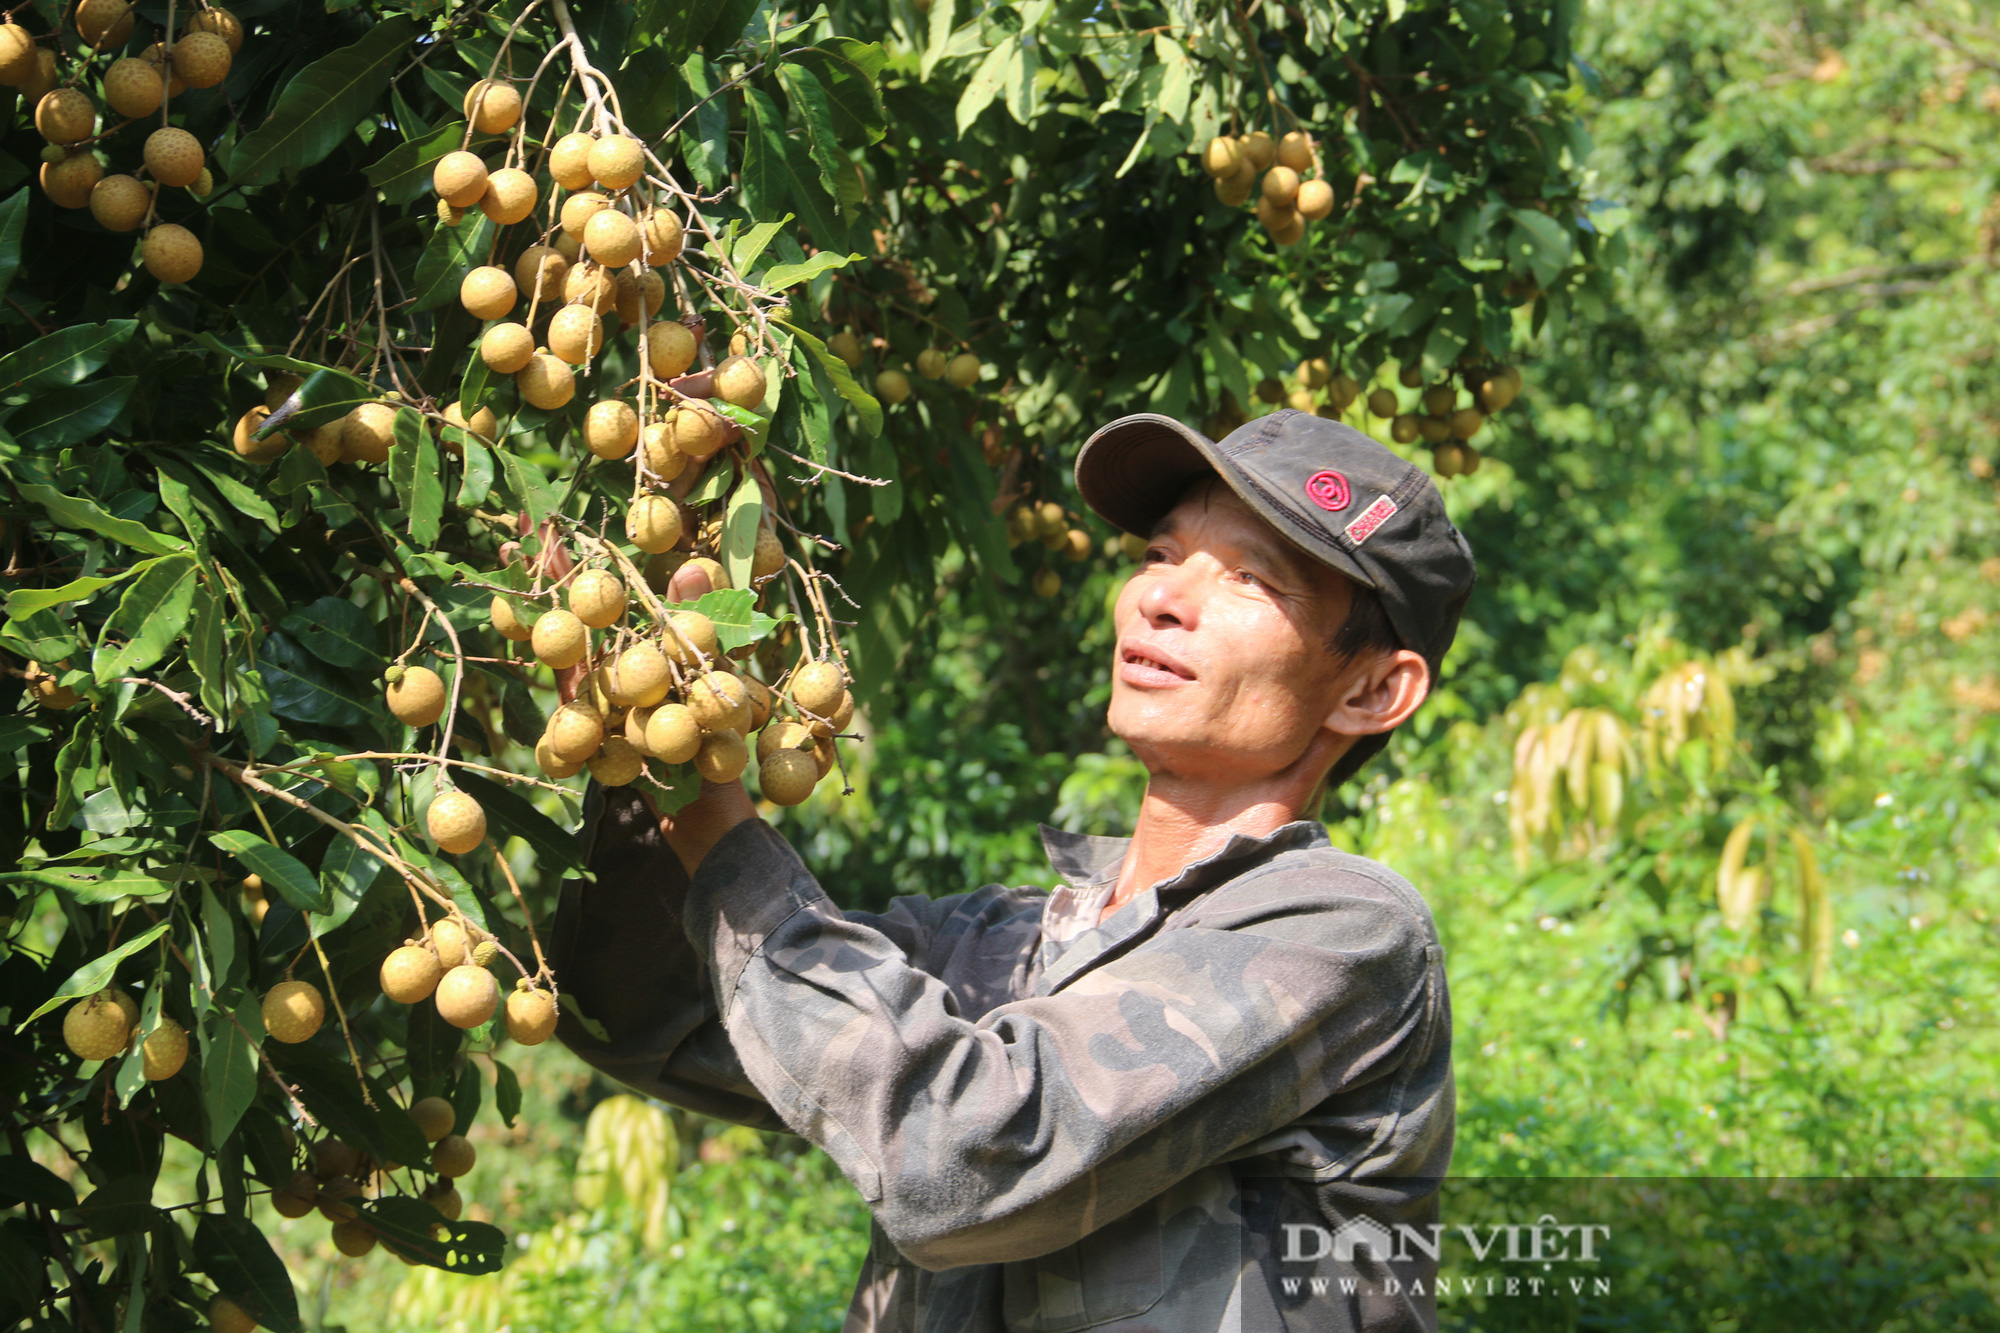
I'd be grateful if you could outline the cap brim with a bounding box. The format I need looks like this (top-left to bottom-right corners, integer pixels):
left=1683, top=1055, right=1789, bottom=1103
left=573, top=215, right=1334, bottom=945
left=1074, top=412, right=1379, bottom=592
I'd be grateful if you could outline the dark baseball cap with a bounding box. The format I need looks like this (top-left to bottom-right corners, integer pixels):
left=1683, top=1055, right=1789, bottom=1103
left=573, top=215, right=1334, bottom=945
left=1074, top=409, right=1476, bottom=670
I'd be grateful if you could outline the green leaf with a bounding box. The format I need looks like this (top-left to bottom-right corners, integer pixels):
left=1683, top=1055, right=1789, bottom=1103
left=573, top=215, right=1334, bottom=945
left=403, top=1000, right=461, bottom=1095
left=17, top=921, right=170, bottom=1026
left=920, top=0, right=956, bottom=81
left=256, top=631, right=375, bottom=727
left=11, top=375, right=135, bottom=448
left=636, top=0, right=715, bottom=65
left=194, top=1214, right=302, bottom=1333
left=210, top=831, right=330, bottom=913
left=785, top=44, right=887, bottom=146
left=5, top=560, right=152, bottom=618
left=721, top=471, right=763, bottom=593
left=69, top=1177, right=161, bottom=1240
left=0, top=1155, right=77, bottom=1209
left=777, top=63, right=846, bottom=200
left=497, top=447, right=559, bottom=528
left=732, top=219, right=788, bottom=275
left=366, top=120, right=482, bottom=205
left=266, top=1042, right=430, bottom=1171
left=391, top=413, right=444, bottom=546
left=265, top=366, right=376, bottom=434
left=230, top=15, right=419, bottom=187
left=687, top=588, right=786, bottom=652
left=0, top=868, right=177, bottom=903
left=761, top=251, right=859, bottom=291
left=362, top=1197, right=507, bottom=1274
left=1510, top=208, right=1574, bottom=288
left=457, top=439, right=493, bottom=508
left=200, top=1001, right=261, bottom=1152
left=677, top=52, right=729, bottom=191
left=189, top=581, right=228, bottom=723
left=458, top=352, right=494, bottom=413
left=0, top=320, right=137, bottom=392
left=957, top=40, right=1017, bottom=135
left=776, top=318, right=881, bottom=436
left=412, top=212, right=495, bottom=312
left=780, top=134, right=845, bottom=248
left=0, top=189, right=27, bottom=300
left=91, top=554, right=199, bottom=686
left=279, top=595, right=381, bottom=671
left=741, top=88, right=791, bottom=223
left=492, top=1058, right=522, bottom=1127
left=18, top=483, right=188, bottom=556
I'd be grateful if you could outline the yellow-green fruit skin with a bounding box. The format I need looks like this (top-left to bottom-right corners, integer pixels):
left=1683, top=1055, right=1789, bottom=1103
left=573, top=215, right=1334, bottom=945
left=759, top=748, right=819, bottom=805
left=431, top=1133, right=476, bottom=1178
left=435, top=965, right=498, bottom=1030
left=410, top=1095, right=455, bottom=1142
left=141, top=1018, right=188, bottom=1080
left=63, top=990, right=132, bottom=1061
left=386, top=666, right=446, bottom=727
left=506, top=988, right=558, bottom=1045
left=262, top=980, right=324, bottom=1044
left=380, top=944, right=444, bottom=1004
left=427, top=791, right=487, bottom=854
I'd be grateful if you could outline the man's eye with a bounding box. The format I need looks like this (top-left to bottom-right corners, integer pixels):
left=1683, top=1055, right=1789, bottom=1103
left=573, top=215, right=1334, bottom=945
left=1143, top=547, right=1168, bottom=563
left=1236, top=568, right=1263, bottom=587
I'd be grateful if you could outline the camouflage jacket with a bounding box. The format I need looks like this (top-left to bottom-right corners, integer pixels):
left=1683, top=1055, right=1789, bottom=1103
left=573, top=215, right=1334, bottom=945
left=553, top=789, right=1454, bottom=1333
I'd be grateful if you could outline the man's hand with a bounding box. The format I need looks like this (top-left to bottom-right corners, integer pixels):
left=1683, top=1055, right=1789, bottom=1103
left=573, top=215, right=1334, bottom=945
left=558, top=552, right=758, bottom=877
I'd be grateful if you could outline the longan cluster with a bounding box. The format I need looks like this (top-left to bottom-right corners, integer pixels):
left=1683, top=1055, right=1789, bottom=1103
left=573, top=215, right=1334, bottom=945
left=378, top=915, right=556, bottom=1043
left=1202, top=129, right=1332, bottom=246
left=59, top=988, right=188, bottom=1078
left=1365, top=360, right=1525, bottom=478
left=817, top=330, right=983, bottom=407
left=490, top=555, right=852, bottom=808
left=16, top=4, right=245, bottom=283
left=1004, top=500, right=1107, bottom=599
left=268, top=1097, right=475, bottom=1263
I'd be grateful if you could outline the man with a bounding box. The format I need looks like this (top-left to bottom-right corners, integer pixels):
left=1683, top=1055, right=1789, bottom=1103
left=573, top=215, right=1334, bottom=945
left=551, top=407, right=1476, bottom=1332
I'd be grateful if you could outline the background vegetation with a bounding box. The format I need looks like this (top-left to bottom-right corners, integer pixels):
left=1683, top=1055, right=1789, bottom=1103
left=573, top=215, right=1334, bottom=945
left=6, top=0, right=1999, bottom=1328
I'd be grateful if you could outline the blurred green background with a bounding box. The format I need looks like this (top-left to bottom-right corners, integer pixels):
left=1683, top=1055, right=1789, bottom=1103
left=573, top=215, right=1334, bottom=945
left=305, top=0, right=1999, bottom=1326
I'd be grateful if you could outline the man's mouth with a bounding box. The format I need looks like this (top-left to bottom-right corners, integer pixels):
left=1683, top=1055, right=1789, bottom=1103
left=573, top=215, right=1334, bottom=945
left=1119, top=645, right=1196, bottom=685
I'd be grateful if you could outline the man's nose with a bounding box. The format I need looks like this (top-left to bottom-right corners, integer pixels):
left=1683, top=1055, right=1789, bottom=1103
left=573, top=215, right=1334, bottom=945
left=1135, top=559, right=1201, bottom=630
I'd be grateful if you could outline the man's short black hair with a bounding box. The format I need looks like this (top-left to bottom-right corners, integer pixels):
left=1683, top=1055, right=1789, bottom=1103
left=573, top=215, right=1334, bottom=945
left=1323, top=581, right=1403, bottom=790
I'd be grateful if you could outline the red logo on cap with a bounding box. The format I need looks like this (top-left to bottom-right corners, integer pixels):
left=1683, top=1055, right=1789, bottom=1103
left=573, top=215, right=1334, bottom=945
left=1305, top=470, right=1351, bottom=512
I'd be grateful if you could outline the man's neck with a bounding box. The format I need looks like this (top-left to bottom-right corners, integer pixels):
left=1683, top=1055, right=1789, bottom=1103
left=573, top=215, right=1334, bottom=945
left=1100, top=775, right=1308, bottom=923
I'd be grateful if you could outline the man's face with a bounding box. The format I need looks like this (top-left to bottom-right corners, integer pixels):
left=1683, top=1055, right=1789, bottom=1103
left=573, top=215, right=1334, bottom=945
left=1107, top=480, right=1371, bottom=784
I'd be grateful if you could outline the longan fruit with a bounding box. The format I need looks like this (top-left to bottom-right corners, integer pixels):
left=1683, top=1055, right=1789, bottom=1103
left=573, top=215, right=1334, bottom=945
left=582, top=399, right=639, bottom=460
left=663, top=611, right=718, bottom=667
left=875, top=368, right=911, bottom=405
left=688, top=671, right=752, bottom=734
left=35, top=88, right=94, bottom=144
left=789, top=660, right=846, bottom=717
left=141, top=42, right=188, bottom=97
left=1432, top=441, right=1465, bottom=478
left=316, top=1175, right=362, bottom=1222
left=380, top=944, right=444, bottom=1004
left=1398, top=363, right=1425, bottom=389
left=432, top=151, right=488, bottom=208
left=673, top=403, right=729, bottom=461
left=183, top=7, right=244, bottom=53
left=338, top=401, right=395, bottom=464
left=435, top=965, right=497, bottom=1029
left=430, top=917, right=469, bottom=969
left=513, top=245, right=566, bottom=304
left=1261, top=166, right=1300, bottom=206
left=0, top=22, right=36, bottom=84
left=1420, top=384, right=1455, bottom=416
left=562, top=258, right=616, bottom=313
left=430, top=1133, right=476, bottom=1178
left=827, top=331, right=863, bottom=369
left=638, top=703, right=697, bottom=764
left=262, top=980, right=324, bottom=1044
left=1276, top=130, right=1313, bottom=171
left=1449, top=407, right=1485, bottom=439
left=530, top=608, right=588, bottom=669
left=548, top=131, right=595, bottom=190
left=568, top=569, right=626, bottom=629
left=547, top=304, right=603, bottom=365
left=626, top=493, right=683, bottom=554
left=544, top=703, right=604, bottom=767
left=409, top=1096, right=454, bottom=1143
left=171, top=31, right=231, bottom=88
left=641, top=207, right=684, bottom=264
left=489, top=594, right=532, bottom=642
left=757, top=719, right=814, bottom=763
left=1214, top=170, right=1254, bottom=208
left=582, top=208, right=640, bottom=268
left=645, top=321, right=696, bottom=379
left=463, top=79, right=521, bottom=134
left=517, top=352, right=575, bottom=410
left=703, top=355, right=761, bottom=410
left=459, top=265, right=516, bottom=321
left=441, top=399, right=495, bottom=447
left=751, top=526, right=785, bottom=582
left=480, top=322, right=534, bottom=374
left=605, top=642, right=671, bottom=707
left=18, top=47, right=55, bottom=103
left=63, top=990, right=132, bottom=1061
left=1366, top=387, right=1399, bottom=418
left=331, top=1220, right=376, bottom=1257
left=559, top=190, right=610, bottom=240
left=1241, top=129, right=1276, bottom=171
left=587, top=134, right=644, bottom=190
left=1033, top=566, right=1062, bottom=598
left=915, top=348, right=947, bottom=379
left=506, top=985, right=558, bottom=1045
left=587, top=734, right=645, bottom=786
left=142, top=223, right=203, bottom=284
left=1202, top=135, right=1242, bottom=177
left=312, top=1139, right=361, bottom=1181
left=424, top=1181, right=464, bottom=1221
left=759, top=747, right=819, bottom=806
left=945, top=352, right=981, bottom=388
left=386, top=665, right=446, bottom=727
left=231, top=406, right=289, bottom=463
left=272, top=1169, right=317, bottom=1219
left=88, top=174, right=148, bottom=231
left=103, top=57, right=162, bottom=118
left=1416, top=415, right=1452, bottom=444
left=742, top=676, right=774, bottom=730
left=41, top=152, right=102, bottom=209
left=1296, top=178, right=1334, bottom=221
left=478, top=166, right=537, bottom=225
left=683, top=555, right=729, bottom=591
left=143, top=127, right=203, bottom=187
left=427, top=790, right=487, bottom=854
left=29, top=663, right=81, bottom=710
left=694, top=728, right=748, bottom=783
left=638, top=422, right=686, bottom=484
left=612, top=268, right=666, bottom=325
left=210, top=1294, right=257, bottom=1333
left=535, top=735, right=585, bottom=779
left=1390, top=414, right=1420, bottom=445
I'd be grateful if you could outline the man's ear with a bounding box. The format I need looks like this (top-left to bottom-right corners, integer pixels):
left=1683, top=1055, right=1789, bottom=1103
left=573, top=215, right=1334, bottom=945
left=1323, top=649, right=1430, bottom=738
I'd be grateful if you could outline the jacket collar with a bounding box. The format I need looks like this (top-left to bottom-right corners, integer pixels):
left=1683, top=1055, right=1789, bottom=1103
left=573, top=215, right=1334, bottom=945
left=1038, top=819, right=1331, bottom=898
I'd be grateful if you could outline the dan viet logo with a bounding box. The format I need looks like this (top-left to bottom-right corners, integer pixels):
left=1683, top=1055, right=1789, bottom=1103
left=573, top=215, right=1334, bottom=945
left=1278, top=1214, right=1613, bottom=1300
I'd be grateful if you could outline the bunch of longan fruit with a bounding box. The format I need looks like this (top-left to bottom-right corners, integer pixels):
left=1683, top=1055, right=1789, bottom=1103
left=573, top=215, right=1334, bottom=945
left=1202, top=128, right=1333, bottom=245
left=818, top=328, right=983, bottom=407
left=16, top=1, right=246, bottom=285
left=1005, top=499, right=1111, bottom=598
left=484, top=555, right=854, bottom=809
left=1362, top=359, right=1525, bottom=477
left=266, top=1095, right=476, bottom=1263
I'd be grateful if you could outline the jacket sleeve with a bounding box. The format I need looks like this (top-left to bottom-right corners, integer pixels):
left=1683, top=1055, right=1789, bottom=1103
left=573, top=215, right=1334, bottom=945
left=683, top=819, right=1443, bottom=1271
left=549, top=787, right=1002, bottom=1127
